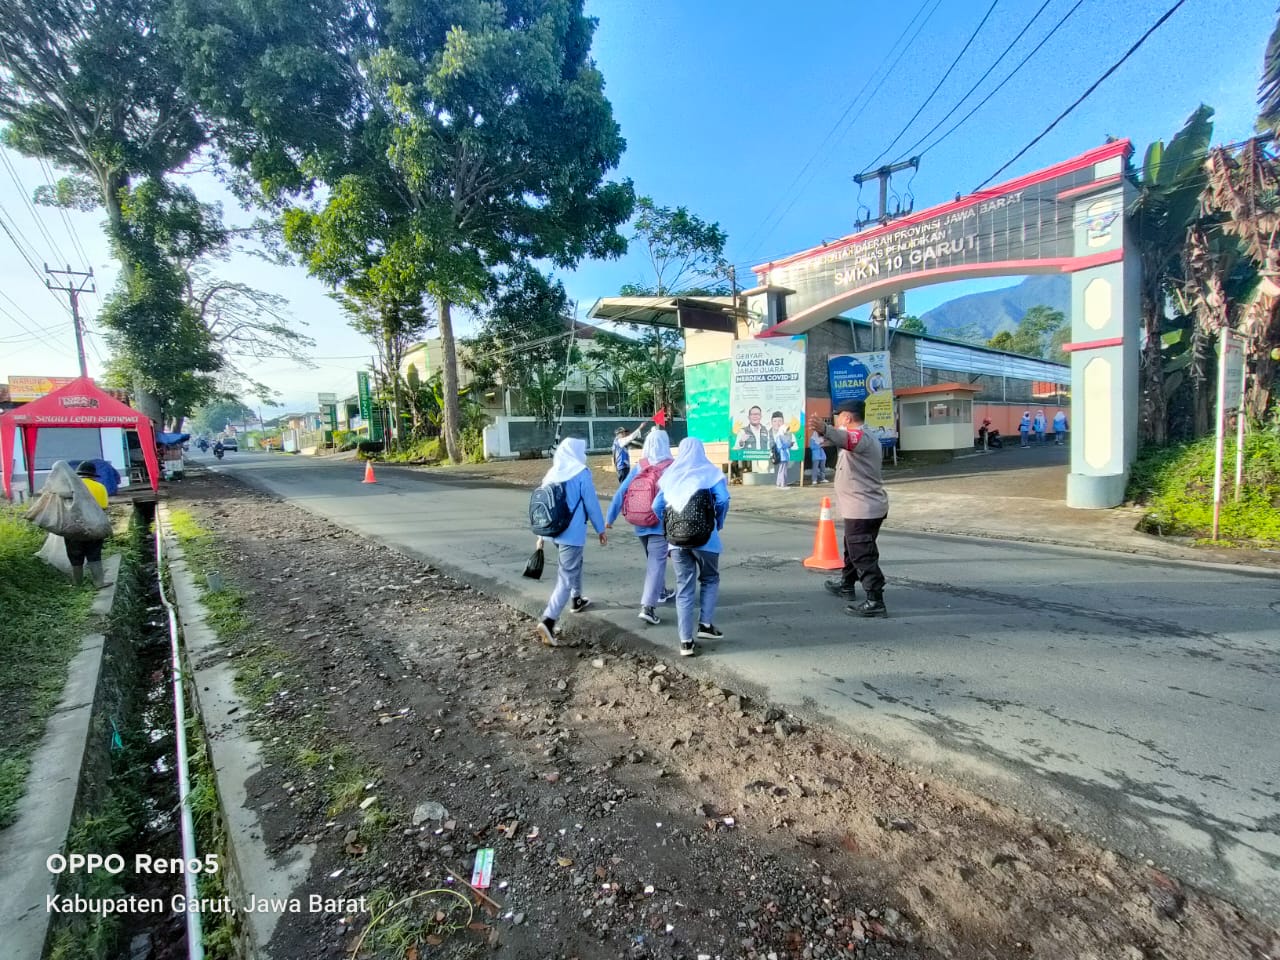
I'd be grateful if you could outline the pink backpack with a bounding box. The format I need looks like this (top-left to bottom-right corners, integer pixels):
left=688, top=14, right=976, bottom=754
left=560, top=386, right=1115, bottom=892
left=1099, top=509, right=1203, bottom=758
left=621, top=460, right=672, bottom=527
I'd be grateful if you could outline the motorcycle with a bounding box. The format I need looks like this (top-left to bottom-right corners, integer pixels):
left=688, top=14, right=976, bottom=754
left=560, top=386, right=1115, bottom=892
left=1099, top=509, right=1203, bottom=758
left=976, top=423, right=1003, bottom=449
left=213, top=445, right=225, bottom=460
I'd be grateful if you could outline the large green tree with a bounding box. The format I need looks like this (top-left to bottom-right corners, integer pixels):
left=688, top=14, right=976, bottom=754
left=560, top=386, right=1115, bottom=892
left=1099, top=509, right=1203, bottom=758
left=986, top=305, right=1067, bottom=360
left=336, top=281, right=432, bottom=444
left=184, top=0, right=634, bottom=463
left=613, top=197, right=729, bottom=414
left=464, top=264, right=577, bottom=423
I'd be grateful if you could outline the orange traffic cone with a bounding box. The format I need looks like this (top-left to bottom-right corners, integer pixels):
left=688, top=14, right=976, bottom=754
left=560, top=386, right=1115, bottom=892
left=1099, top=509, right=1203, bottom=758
left=803, top=496, right=842, bottom=570
left=362, top=460, right=377, bottom=484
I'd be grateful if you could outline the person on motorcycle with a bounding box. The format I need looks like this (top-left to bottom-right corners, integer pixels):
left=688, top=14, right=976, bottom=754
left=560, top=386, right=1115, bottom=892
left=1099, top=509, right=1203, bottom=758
left=212, top=440, right=225, bottom=459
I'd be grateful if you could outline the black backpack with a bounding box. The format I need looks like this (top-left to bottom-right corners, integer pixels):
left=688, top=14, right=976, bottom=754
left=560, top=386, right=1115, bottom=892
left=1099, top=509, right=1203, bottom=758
left=530, top=482, right=580, bottom=537
left=663, top=488, right=717, bottom=548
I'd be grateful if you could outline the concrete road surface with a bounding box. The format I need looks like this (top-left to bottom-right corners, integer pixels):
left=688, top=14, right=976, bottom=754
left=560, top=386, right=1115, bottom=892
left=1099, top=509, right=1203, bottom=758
left=206, top=452, right=1280, bottom=923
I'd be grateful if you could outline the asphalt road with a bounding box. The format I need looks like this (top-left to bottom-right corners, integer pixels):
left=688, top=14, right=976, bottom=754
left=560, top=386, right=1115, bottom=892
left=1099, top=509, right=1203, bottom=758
left=207, top=451, right=1280, bottom=923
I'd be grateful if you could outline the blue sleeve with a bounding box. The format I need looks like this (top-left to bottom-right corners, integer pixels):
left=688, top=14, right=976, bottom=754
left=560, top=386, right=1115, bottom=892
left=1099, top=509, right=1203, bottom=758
left=652, top=490, right=666, bottom=519
left=607, top=469, right=637, bottom=525
left=580, top=472, right=606, bottom=534
left=712, top=479, right=730, bottom=530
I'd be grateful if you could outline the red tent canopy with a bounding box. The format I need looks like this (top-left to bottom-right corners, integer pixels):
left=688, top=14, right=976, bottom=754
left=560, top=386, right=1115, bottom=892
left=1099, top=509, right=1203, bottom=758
left=1, top=376, right=160, bottom=498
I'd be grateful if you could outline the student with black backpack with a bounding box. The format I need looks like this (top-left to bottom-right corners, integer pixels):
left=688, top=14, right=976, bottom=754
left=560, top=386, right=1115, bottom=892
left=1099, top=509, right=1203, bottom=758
left=651, top=438, right=730, bottom=657
left=530, top=438, right=607, bottom=646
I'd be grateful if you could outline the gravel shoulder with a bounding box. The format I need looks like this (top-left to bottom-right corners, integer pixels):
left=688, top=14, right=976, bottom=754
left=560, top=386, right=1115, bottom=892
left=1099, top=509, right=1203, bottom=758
left=167, top=471, right=1279, bottom=960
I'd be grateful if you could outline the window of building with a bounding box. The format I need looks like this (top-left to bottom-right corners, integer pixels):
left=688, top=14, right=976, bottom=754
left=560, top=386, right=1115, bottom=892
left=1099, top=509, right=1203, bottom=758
left=901, top=402, right=928, bottom=428
left=928, top=399, right=972, bottom=424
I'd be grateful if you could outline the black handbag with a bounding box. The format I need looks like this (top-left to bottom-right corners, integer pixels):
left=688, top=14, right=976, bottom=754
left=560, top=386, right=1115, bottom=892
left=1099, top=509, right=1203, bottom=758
left=522, top=540, right=545, bottom=579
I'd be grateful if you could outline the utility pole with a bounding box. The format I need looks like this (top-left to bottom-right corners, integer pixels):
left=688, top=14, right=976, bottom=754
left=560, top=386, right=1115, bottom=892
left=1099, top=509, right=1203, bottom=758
left=853, top=157, right=919, bottom=351
left=44, top=263, right=95, bottom=378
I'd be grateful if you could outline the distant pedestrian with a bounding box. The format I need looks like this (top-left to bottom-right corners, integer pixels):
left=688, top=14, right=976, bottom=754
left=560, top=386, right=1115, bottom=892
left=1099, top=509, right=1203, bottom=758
left=532, top=438, right=607, bottom=647
left=1019, top=411, right=1032, bottom=447
left=815, top=401, right=890, bottom=618
left=652, top=438, right=730, bottom=656
left=606, top=429, right=676, bottom=626
left=613, top=423, right=647, bottom=484
left=810, top=425, right=828, bottom=483
left=1053, top=410, right=1068, bottom=445
left=1033, top=409, right=1047, bottom=445
left=770, top=411, right=795, bottom=488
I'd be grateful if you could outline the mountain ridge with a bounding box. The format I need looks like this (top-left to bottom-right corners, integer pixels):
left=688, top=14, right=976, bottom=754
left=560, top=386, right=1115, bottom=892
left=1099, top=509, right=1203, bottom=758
left=918, top=275, right=1070, bottom=341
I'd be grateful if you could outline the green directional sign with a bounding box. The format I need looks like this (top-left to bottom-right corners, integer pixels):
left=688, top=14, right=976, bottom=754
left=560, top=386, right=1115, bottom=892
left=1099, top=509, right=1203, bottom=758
left=357, top=372, right=372, bottom=423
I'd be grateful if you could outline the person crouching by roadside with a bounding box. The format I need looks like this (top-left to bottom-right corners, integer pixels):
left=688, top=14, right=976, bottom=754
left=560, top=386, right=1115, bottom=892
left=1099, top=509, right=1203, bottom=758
left=69, top=461, right=111, bottom=588
left=536, top=438, right=607, bottom=647
left=813, top=401, right=890, bottom=618
left=606, top=429, right=676, bottom=626
left=652, top=438, right=730, bottom=657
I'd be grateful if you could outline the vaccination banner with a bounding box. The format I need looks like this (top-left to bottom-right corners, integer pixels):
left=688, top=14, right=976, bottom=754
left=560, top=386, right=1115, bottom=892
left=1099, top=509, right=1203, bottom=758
left=828, top=352, right=896, bottom=440
left=729, top=337, right=806, bottom=462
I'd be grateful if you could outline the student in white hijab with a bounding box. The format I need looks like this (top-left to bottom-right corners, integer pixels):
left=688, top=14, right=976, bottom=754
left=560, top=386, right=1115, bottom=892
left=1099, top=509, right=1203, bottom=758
left=535, top=438, right=607, bottom=646
left=606, top=429, right=675, bottom=625
left=652, top=438, right=730, bottom=656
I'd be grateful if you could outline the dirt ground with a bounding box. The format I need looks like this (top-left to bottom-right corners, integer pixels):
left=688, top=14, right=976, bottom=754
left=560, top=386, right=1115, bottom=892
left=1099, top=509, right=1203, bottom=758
left=169, top=471, right=1279, bottom=960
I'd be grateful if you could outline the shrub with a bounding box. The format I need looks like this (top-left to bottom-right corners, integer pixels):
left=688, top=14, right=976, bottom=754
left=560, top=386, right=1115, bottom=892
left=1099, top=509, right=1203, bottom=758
left=356, top=440, right=385, bottom=458
left=383, top=437, right=442, bottom=463
left=461, top=426, right=486, bottom=463
left=1128, top=431, right=1280, bottom=543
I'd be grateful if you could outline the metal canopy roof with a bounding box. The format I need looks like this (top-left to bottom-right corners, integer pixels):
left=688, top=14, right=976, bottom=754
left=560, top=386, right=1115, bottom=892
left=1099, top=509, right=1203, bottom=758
left=587, top=296, right=737, bottom=333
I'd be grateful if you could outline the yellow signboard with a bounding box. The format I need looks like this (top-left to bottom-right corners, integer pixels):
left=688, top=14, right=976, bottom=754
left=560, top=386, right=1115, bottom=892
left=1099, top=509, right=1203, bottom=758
left=7, top=376, right=77, bottom=403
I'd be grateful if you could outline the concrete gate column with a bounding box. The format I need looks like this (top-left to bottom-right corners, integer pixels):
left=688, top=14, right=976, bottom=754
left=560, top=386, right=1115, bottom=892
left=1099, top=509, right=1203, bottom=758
left=1063, top=154, right=1141, bottom=509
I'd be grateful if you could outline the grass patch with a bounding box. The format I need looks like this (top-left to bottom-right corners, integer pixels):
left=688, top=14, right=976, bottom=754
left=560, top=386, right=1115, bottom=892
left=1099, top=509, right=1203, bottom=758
left=1128, top=431, right=1280, bottom=543
left=356, top=887, right=481, bottom=959
left=0, top=505, right=98, bottom=827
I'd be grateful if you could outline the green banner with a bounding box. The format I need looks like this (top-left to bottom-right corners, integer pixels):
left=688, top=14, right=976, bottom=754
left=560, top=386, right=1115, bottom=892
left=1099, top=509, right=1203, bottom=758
left=357, top=372, right=372, bottom=424
left=685, top=360, right=731, bottom=446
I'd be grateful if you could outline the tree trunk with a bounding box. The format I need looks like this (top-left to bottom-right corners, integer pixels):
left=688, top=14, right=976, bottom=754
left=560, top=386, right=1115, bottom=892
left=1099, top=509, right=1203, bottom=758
left=1139, top=287, right=1168, bottom=447
left=1190, top=323, right=1211, bottom=438
left=437, top=296, right=463, bottom=463
left=99, top=167, right=163, bottom=422
left=385, top=329, right=406, bottom=446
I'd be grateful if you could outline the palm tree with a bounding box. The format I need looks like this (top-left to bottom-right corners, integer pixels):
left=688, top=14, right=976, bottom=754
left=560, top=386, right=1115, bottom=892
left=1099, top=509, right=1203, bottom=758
left=1129, top=105, right=1215, bottom=446
left=1259, top=12, right=1280, bottom=134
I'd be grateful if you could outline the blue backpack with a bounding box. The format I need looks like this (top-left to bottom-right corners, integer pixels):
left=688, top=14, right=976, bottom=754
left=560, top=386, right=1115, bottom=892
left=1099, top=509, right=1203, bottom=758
left=529, top=482, right=580, bottom=537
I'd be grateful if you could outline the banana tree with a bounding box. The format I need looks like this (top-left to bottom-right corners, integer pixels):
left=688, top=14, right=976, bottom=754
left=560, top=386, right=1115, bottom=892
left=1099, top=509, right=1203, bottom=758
left=1201, top=139, right=1279, bottom=420
left=1129, top=105, right=1215, bottom=446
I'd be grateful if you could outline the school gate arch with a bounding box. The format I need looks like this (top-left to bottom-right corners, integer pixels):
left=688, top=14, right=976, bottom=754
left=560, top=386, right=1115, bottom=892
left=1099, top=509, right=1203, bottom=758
left=753, top=140, right=1138, bottom=509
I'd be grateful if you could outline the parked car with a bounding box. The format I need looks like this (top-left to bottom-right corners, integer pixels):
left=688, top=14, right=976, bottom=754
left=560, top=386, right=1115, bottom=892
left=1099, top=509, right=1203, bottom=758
left=220, top=437, right=238, bottom=451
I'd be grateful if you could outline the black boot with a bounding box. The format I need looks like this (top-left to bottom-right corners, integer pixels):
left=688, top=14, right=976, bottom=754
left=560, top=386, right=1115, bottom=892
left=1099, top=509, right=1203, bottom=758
left=847, top=592, right=887, bottom=618
left=824, top=578, right=857, bottom=600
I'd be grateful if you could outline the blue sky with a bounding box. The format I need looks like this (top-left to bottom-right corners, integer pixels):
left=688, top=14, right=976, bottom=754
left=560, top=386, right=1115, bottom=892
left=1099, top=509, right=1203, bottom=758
left=0, top=0, right=1274, bottom=412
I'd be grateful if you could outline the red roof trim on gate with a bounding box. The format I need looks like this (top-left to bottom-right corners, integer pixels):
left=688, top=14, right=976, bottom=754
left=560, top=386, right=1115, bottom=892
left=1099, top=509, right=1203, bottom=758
left=752, top=140, right=1132, bottom=275
left=1055, top=173, right=1123, bottom=202
left=757, top=249, right=1125, bottom=337
left=1061, top=336, right=1125, bottom=353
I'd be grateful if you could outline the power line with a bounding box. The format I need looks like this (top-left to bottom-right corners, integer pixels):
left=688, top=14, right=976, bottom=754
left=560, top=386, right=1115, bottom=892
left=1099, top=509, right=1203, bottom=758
left=862, top=0, right=1003, bottom=173
left=892, top=0, right=1060, bottom=164
left=975, top=0, right=1193, bottom=191
left=0, top=147, right=68, bottom=265
left=736, top=0, right=943, bottom=260
left=915, top=0, right=1090, bottom=159
left=35, top=155, right=94, bottom=269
